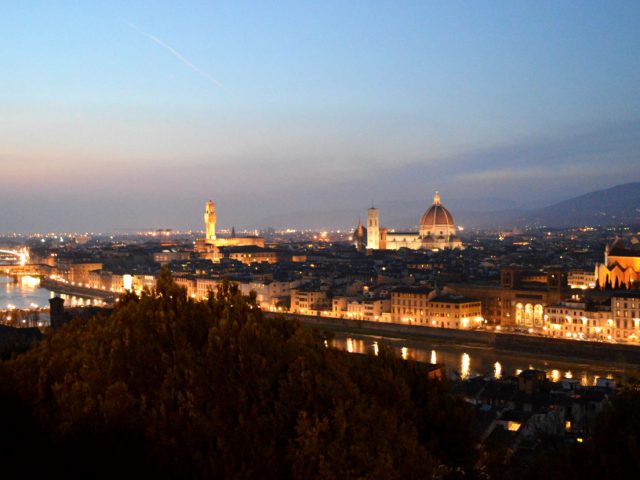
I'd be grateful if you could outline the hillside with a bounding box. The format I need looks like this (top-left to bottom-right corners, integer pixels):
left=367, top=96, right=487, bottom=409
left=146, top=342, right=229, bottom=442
left=510, top=182, right=640, bottom=228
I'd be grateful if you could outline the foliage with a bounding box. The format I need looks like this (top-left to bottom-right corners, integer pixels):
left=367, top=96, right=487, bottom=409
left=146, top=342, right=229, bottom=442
left=0, top=268, right=477, bottom=479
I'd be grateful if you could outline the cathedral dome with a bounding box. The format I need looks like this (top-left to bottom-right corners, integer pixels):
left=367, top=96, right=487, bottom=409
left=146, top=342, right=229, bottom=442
left=420, top=192, right=455, bottom=232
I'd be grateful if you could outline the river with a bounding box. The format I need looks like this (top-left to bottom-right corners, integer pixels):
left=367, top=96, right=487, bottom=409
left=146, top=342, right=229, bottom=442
left=330, top=331, right=640, bottom=386
left=1, top=275, right=105, bottom=311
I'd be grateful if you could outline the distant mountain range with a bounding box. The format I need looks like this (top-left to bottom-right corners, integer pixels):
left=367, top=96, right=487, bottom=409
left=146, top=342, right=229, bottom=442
left=504, top=182, right=640, bottom=228
left=254, top=183, right=640, bottom=230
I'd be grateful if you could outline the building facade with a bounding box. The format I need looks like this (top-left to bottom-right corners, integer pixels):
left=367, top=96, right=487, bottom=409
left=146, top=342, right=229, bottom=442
left=451, top=267, right=568, bottom=327
left=595, top=239, right=640, bottom=288
left=390, top=286, right=482, bottom=328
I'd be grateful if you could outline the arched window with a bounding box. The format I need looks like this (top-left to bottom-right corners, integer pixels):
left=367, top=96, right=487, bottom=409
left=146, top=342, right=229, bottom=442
left=534, top=304, right=543, bottom=327
left=515, top=303, right=523, bottom=325
left=524, top=304, right=533, bottom=326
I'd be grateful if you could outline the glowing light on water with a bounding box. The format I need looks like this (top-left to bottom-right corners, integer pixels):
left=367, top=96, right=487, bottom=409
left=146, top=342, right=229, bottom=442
left=347, top=338, right=354, bottom=353
left=430, top=350, right=437, bottom=364
left=21, top=276, right=40, bottom=287
left=461, top=353, right=470, bottom=379
left=494, top=362, right=502, bottom=379
left=372, top=341, right=379, bottom=356
left=401, top=347, right=409, bottom=360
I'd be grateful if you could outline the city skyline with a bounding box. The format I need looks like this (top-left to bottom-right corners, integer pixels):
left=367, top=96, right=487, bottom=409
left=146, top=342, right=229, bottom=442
left=3, top=3, right=640, bottom=477
left=2, top=1, right=640, bottom=232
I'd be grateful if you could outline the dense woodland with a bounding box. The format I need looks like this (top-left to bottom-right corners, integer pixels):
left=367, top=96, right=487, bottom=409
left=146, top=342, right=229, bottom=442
left=0, top=269, right=638, bottom=479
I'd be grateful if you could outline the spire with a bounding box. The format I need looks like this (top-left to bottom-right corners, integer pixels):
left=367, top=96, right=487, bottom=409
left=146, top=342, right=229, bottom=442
left=433, top=191, right=441, bottom=206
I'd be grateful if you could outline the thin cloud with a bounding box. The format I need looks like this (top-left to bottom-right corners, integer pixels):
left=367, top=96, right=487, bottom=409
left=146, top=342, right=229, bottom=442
left=128, top=23, right=223, bottom=89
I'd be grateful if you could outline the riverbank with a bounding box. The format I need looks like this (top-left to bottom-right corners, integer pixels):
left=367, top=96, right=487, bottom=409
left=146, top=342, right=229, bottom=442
left=266, top=312, right=640, bottom=367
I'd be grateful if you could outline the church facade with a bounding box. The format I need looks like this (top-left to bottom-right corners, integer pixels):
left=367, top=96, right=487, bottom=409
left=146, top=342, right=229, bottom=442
left=595, top=238, right=640, bottom=289
left=355, top=192, right=463, bottom=251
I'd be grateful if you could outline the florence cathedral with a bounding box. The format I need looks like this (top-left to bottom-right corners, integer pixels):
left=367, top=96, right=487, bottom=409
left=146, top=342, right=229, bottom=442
left=354, top=192, right=463, bottom=251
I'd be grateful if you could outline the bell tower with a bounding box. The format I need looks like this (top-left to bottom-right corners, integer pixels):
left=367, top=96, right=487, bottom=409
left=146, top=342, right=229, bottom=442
left=367, top=206, right=380, bottom=250
left=205, top=200, right=217, bottom=243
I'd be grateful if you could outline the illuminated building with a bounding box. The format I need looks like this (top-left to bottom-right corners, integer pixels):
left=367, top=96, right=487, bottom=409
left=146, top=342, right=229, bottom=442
left=366, top=207, right=380, bottom=250
left=543, top=293, right=640, bottom=344
left=195, top=200, right=265, bottom=257
left=56, top=261, right=103, bottom=285
left=362, top=192, right=462, bottom=251
left=205, top=200, right=217, bottom=242
left=221, top=246, right=281, bottom=264
left=237, top=279, right=300, bottom=310
left=174, top=276, right=196, bottom=296
left=390, top=286, right=433, bottom=323
left=154, top=251, right=191, bottom=266
left=568, top=270, right=596, bottom=289
left=390, top=286, right=482, bottom=328
left=290, top=287, right=330, bottom=314
left=427, top=295, right=483, bottom=329
left=595, top=238, right=640, bottom=288
left=197, top=277, right=220, bottom=299
left=332, top=296, right=391, bottom=321
left=544, top=301, right=612, bottom=341
left=612, top=292, right=640, bottom=342
left=451, top=267, right=567, bottom=327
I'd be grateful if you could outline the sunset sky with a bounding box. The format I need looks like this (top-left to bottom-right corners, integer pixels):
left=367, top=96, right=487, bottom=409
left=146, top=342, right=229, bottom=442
left=2, top=1, right=639, bottom=232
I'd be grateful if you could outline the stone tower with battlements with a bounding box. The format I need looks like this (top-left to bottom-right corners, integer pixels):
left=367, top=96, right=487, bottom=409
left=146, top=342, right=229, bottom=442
left=205, top=200, right=217, bottom=243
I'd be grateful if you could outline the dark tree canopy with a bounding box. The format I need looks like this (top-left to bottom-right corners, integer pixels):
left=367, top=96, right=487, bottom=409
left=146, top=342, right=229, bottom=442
left=0, top=269, right=476, bottom=479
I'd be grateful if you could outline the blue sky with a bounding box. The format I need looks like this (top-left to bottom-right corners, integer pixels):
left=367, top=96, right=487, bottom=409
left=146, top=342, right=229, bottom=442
left=1, top=1, right=639, bottom=231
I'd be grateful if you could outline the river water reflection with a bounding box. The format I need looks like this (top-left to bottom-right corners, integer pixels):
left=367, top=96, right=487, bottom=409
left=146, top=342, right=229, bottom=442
left=330, top=332, right=640, bottom=386
left=1, top=275, right=52, bottom=310
left=1, top=275, right=105, bottom=311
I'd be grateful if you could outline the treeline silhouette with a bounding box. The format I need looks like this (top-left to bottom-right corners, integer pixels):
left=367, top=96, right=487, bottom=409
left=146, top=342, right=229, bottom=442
left=0, top=269, right=476, bottom=479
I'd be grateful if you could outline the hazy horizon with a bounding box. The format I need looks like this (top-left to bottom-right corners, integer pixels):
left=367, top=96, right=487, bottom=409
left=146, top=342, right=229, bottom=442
left=2, top=1, right=640, bottom=232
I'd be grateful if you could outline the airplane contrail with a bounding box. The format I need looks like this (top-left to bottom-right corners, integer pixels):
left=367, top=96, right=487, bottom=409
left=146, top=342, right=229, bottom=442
left=128, top=23, right=223, bottom=89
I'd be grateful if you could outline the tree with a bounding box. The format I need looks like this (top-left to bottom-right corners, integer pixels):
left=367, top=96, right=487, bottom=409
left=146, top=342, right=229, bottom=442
left=0, top=268, right=477, bottom=479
